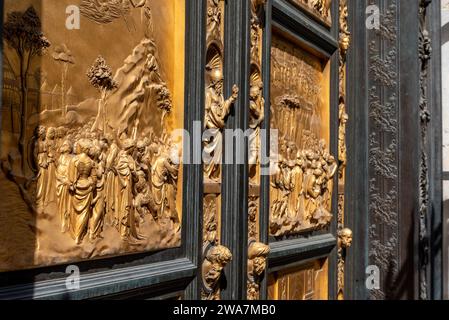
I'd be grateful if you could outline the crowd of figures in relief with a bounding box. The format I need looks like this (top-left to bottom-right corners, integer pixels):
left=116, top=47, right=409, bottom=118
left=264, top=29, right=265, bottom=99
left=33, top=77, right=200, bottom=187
left=33, top=121, right=180, bottom=245
left=270, top=34, right=336, bottom=237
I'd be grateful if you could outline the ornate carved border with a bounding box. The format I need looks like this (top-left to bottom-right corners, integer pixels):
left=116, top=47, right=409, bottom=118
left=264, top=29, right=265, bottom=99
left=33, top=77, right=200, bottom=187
left=336, top=0, right=351, bottom=300
left=418, top=0, right=432, bottom=300
left=367, top=0, right=400, bottom=300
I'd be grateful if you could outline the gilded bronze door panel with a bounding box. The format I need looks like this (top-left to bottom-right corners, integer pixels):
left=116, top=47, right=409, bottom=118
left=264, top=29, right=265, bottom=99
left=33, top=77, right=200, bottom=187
left=266, top=0, right=351, bottom=300
left=201, top=0, right=235, bottom=300
left=268, top=259, right=328, bottom=300
left=1, top=0, right=185, bottom=271
left=0, top=0, right=355, bottom=300
left=269, top=30, right=335, bottom=238
left=268, top=28, right=336, bottom=300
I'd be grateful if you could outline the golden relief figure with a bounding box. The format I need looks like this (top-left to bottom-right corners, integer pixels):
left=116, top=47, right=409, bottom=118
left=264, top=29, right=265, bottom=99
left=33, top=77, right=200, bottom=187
left=203, top=0, right=239, bottom=182
left=249, top=72, right=265, bottom=178
left=207, top=0, right=223, bottom=43
left=201, top=244, right=232, bottom=300
left=204, top=50, right=239, bottom=182
left=202, top=195, right=232, bottom=300
left=35, top=126, right=49, bottom=208
left=247, top=1, right=269, bottom=301
left=270, top=33, right=335, bottom=238
left=89, top=138, right=107, bottom=241
left=115, top=139, right=139, bottom=241
left=104, top=134, right=120, bottom=226
left=247, top=242, right=270, bottom=300
left=250, top=0, right=266, bottom=62
left=336, top=0, right=352, bottom=300
left=56, top=140, right=73, bottom=233
left=68, top=139, right=96, bottom=245
left=0, top=0, right=185, bottom=271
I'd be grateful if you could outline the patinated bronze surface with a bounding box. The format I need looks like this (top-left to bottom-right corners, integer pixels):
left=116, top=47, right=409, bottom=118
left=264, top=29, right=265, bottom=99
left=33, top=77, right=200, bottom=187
left=0, top=0, right=185, bottom=271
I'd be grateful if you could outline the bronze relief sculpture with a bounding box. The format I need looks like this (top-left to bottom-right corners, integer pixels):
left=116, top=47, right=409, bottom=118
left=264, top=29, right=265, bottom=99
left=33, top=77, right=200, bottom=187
left=0, top=0, right=185, bottom=271
left=248, top=71, right=265, bottom=180
left=269, top=31, right=336, bottom=238
left=201, top=0, right=235, bottom=300
left=204, top=52, right=239, bottom=181
left=289, top=0, right=332, bottom=25
left=336, top=0, right=352, bottom=300
left=247, top=241, right=270, bottom=300
left=201, top=244, right=233, bottom=300
left=270, top=138, right=337, bottom=237
left=246, top=1, right=270, bottom=300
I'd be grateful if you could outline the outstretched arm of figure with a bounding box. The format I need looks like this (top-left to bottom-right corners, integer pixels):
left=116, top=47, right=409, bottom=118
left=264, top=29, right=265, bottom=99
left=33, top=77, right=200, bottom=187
left=249, top=97, right=265, bottom=123
left=222, top=85, right=239, bottom=115
left=258, top=98, right=265, bottom=122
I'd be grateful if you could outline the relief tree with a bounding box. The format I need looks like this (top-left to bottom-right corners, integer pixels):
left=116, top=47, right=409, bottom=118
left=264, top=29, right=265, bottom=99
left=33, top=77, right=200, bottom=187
left=3, top=6, right=51, bottom=174
left=87, top=55, right=118, bottom=133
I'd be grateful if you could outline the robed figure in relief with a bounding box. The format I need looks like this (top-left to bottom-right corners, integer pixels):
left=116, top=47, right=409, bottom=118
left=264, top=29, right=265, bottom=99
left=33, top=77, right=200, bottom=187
left=68, top=139, right=96, bottom=245
left=56, top=140, right=73, bottom=233
left=204, top=54, right=239, bottom=181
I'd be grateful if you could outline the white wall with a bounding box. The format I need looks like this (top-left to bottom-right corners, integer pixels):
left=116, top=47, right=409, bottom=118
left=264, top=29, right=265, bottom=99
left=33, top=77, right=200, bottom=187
left=442, top=0, right=449, bottom=301
left=443, top=0, right=449, bottom=171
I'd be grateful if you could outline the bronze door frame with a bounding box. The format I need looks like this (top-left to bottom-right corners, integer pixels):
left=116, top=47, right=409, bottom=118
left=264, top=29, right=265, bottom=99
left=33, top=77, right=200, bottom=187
left=260, top=0, right=342, bottom=300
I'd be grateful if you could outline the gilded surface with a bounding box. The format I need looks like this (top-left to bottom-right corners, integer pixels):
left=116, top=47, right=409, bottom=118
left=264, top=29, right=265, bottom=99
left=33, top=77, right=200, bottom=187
left=289, top=0, right=332, bottom=25
left=247, top=241, right=270, bottom=300
left=201, top=0, right=233, bottom=300
left=247, top=0, right=269, bottom=300
left=268, top=260, right=328, bottom=300
left=201, top=244, right=232, bottom=300
left=337, top=0, right=351, bottom=300
left=270, top=34, right=335, bottom=237
left=204, top=0, right=239, bottom=183
left=0, top=0, right=185, bottom=271
left=202, top=190, right=233, bottom=300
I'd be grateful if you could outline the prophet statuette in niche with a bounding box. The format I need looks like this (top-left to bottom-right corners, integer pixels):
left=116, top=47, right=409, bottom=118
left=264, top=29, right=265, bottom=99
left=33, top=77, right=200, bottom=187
left=204, top=50, right=239, bottom=182
left=249, top=71, right=265, bottom=177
